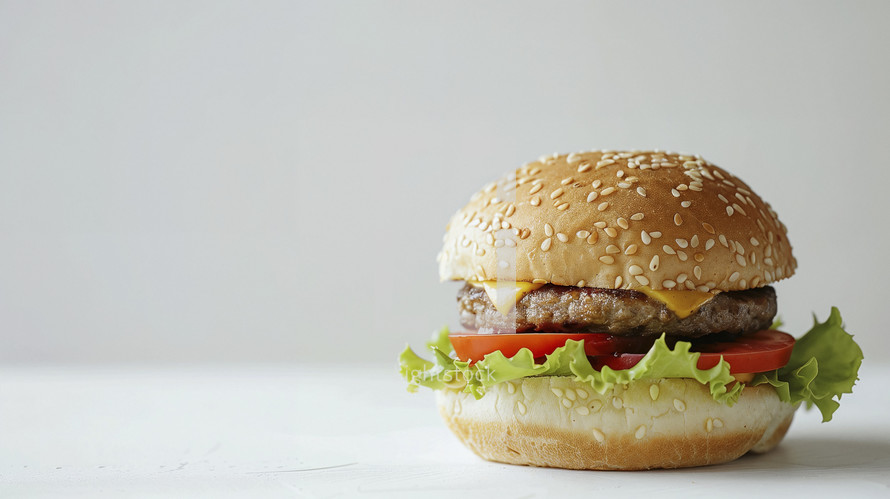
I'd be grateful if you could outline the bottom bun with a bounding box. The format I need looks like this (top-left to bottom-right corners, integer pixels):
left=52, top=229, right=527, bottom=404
left=437, top=377, right=796, bottom=470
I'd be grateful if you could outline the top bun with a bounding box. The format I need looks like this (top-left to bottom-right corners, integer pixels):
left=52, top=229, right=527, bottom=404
left=437, top=150, right=795, bottom=292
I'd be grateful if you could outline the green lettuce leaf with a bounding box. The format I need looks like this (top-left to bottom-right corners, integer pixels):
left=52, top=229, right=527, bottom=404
left=752, top=307, right=863, bottom=422
left=400, top=328, right=742, bottom=405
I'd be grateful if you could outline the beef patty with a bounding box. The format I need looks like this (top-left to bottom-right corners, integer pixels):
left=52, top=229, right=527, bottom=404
left=457, top=283, right=777, bottom=337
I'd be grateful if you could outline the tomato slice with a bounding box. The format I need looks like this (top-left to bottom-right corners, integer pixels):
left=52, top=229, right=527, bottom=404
left=449, top=330, right=795, bottom=374
left=449, top=333, right=652, bottom=363
left=592, top=330, right=796, bottom=374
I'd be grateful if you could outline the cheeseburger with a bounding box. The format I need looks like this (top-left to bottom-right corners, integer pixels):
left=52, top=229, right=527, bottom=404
left=400, top=150, right=862, bottom=470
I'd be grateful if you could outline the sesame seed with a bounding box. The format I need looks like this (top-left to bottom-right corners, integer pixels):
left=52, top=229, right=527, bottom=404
left=544, top=223, right=554, bottom=236
left=577, top=280, right=586, bottom=287
left=551, top=387, right=564, bottom=397
left=577, top=162, right=592, bottom=173
left=736, top=254, right=747, bottom=266
left=597, top=202, right=610, bottom=211
left=606, top=244, right=620, bottom=254
left=631, top=212, right=644, bottom=221
left=637, top=186, right=647, bottom=197
left=641, top=231, right=652, bottom=245
left=694, top=253, right=704, bottom=262
left=594, top=221, right=606, bottom=228
left=674, top=399, right=686, bottom=412
left=561, top=177, right=574, bottom=185
left=601, top=187, right=616, bottom=196
left=677, top=273, right=688, bottom=283
left=577, top=388, right=588, bottom=399
left=617, top=217, right=629, bottom=229
left=567, top=153, right=582, bottom=163
left=629, top=265, right=643, bottom=275
left=520, top=228, right=530, bottom=239
left=557, top=232, right=568, bottom=243
left=677, top=250, right=688, bottom=261
left=674, top=213, right=683, bottom=226
left=650, top=231, right=662, bottom=238
left=505, top=238, right=516, bottom=247
left=624, top=244, right=638, bottom=255
left=505, top=204, right=516, bottom=217
left=681, top=200, right=692, bottom=208
left=575, top=406, right=590, bottom=415
left=735, top=241, right=745, bottom=255
left=529, top=183, right=543, bottom=195
left=634, top=275, right=650, bottom=286
left=688, top=183, right=702, bottom=192
left=612, top=396, right=623, bottom=409
left=618, top=182, right=631, bottom=189
left=517, top=401, right=527, bottom=415
left=663, top=245, right=676, bottom=255
left=719, top=234, right=728, bottom=247
left=556, top=202, right=569, bottom=211
left=617, top=170, right=625, bottom=178
left=706, top=418, right=713, bottom=433
left=676, top=238, right=688, bottom=248
left=576, top=230, right=590, bottom=239
left=530, top=196, right=541, bottom=206
left=586, top=191, right=599, bottom=202
left=718, top=194, right=728, bottom=203
left=529, top=167, right=542, bottom=175
left=726, top=206, right=735, bottom=216
left=550, top=188, right=564, bottom=199
left=649, top=255, right=660, bottom=271
left=541, top=238, right=552, bottom=251
left=604, top=227, right=618, bottom=238
left=671, top=189, right=680, bottom=197
left=733, top=203, right=747, bottom=216
left=729, top=272, right=740, bottom=282
left=599, top=256, right=615, bottom=264
left=694, top=265, right=702, bottom=279
left=596, top=159, right=615, bottom=169
left=705, top=239, right=715, bottom=250
left=615, top=275, right=623, bottom=287
left=702, top=222, right=715, bottom=234
left=690, top=235, right=699, bottom=248
left=592, top=428, right=605, bottom=443
left=663, top=279, right=676, bottom=288
left=635, top=425, right=647, bottom=440
left=592, top=179, right=603, bottom=188
left=677, top=184, right=688, bottom=191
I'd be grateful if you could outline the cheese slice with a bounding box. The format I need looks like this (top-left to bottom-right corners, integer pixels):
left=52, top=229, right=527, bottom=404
left=638, top=286, right=716, bottom=319
left=467, top=280, right=715, bottom=319
left=469, top=280, right=544, bottom=315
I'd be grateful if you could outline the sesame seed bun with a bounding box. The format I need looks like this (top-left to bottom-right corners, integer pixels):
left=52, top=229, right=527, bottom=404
left=437, top=151, right=796, bottom=291
left=437, top=376, right=797, bottom=470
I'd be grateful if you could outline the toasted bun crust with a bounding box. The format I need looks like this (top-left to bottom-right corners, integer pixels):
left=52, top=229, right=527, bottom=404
left=437, top=377, right=796, bottom=470
left=438, top=151, right=795, bottom=291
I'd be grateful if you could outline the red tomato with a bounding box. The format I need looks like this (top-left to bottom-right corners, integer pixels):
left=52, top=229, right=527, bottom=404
left=449, top=330, right=795, bottom=374
left=449, top=333, right=653, bottom=363
left=592, top=330, right=795, bottom=374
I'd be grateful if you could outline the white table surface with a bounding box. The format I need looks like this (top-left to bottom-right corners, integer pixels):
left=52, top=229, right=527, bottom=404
left=1, top=362, right=888, bottom=498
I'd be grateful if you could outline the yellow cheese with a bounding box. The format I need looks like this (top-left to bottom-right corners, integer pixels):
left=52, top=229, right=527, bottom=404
left=469, top=280, right=544, bottom=315
left=638, top=286, right=716, bottom=319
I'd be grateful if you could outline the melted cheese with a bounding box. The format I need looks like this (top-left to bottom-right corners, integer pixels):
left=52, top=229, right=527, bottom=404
left=638, top=286, right=716, bottom=319
left=469, top=280, right=544, bottom=315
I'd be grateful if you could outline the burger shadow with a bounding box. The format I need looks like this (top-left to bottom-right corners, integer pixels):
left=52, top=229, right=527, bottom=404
left=669, top=436, right=890, bottom=478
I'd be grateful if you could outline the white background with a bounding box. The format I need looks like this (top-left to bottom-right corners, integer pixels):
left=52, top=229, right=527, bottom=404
left=1, top=0, right=888, bottom=364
